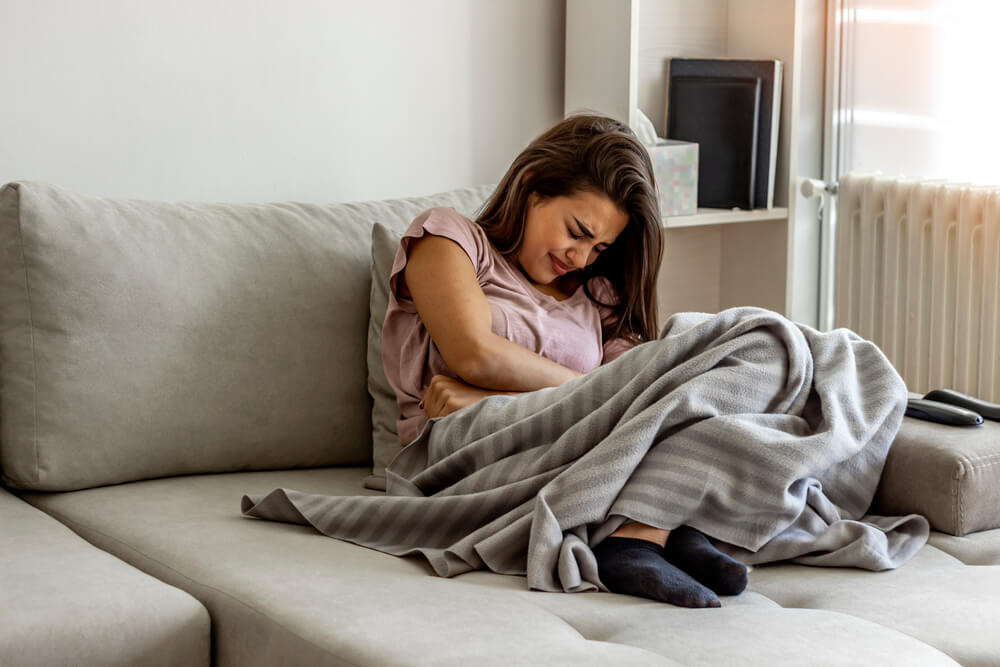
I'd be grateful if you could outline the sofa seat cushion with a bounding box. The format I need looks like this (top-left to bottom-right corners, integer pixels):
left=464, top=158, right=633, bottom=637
left=21, top=468, right=960, bottom=666
left=747, top=543, right=1000, bottom=666
left=1, top=487, right=208, bottom=667
left=929, top=527, right=1000, bottom=566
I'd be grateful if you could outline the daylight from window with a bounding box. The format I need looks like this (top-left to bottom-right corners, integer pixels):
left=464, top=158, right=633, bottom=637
left=838, top=0, right=1000, bottom=186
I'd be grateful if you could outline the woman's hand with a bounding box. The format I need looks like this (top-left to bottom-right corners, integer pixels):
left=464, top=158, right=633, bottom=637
left=421, top=375, right=514, bottom=419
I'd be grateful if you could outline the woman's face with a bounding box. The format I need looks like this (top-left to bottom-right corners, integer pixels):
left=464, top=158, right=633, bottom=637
left=516, top=190, right=629, bottom=286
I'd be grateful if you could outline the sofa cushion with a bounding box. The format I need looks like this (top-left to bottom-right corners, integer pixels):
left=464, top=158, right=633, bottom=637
left=873, top=414, right=1000, bottom=535
left=0, top=487, right=208, bottom=666
left=0, top=181, right=488, bottom=491
left=747, top=544, right=1000, bottom=666
left=929, top=527, right=1000, bottom=565
left=20, top=468, right=962, bottom=666
left=365, top=222, right=406, bottom=490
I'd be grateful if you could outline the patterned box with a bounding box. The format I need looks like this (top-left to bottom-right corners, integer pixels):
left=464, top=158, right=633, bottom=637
left=646, top=140, right=698, bottom=216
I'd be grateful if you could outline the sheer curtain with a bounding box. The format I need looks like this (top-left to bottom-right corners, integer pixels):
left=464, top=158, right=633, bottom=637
left=836, top=0, right=1000, bottom=185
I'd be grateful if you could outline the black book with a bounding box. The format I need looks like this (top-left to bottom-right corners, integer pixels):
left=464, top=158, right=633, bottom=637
left=668, top=75, right=760, bottom=209
left=666, top=58, right=782, bottom=209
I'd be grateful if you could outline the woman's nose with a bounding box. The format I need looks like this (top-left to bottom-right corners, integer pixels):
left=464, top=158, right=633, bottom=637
left=566, top=245, right=588, bottom=269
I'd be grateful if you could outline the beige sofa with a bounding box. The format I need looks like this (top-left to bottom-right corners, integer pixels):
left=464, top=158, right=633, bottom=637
left=2, top=180, right=999, bottom=667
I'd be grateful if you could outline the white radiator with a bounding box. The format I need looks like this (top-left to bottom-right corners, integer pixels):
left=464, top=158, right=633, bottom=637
left=835, top=173, right=1000, bottom=401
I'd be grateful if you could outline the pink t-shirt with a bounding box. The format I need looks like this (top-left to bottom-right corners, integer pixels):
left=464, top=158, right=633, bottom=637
left=382, top=207, right=634, bottom=446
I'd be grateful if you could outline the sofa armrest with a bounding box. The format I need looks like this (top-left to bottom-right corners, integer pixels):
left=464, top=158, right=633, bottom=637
left=872, top=416, right=1000, bottom=536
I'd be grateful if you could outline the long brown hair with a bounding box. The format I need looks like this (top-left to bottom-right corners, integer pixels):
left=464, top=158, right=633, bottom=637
left=476, top=114, right=663, bottom=344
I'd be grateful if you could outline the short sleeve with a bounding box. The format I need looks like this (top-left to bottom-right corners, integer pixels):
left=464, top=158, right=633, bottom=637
left=387, top=207, right=494, bottom=313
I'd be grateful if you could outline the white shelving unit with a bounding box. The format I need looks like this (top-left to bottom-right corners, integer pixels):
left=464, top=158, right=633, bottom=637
left=565, top=0, right=825, bottom=328
left=663, top=207, right=789, bottom=229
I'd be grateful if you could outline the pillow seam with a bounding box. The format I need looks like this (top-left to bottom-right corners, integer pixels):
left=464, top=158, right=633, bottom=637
left=13, top=186, right=41, bottom=485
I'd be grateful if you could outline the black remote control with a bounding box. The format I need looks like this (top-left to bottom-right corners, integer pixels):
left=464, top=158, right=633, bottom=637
left=923, top=389, right=1000, bottom=421
left=905, top=398, right=983, bottom=426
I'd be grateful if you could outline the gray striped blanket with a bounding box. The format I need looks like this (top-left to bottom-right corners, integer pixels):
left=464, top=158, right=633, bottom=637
left=242, top=307, right=929, bottom=593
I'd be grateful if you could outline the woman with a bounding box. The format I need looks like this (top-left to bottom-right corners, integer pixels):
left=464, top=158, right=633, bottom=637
left=243, top=115, right=921, bottom=605
left=381, top=113, right=748, bottom=607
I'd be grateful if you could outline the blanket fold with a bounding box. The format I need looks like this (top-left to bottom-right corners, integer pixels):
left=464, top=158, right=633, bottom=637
left=243, top=307, right=929, bottom=592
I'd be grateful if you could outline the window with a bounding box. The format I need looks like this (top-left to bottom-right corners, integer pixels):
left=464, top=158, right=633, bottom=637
left=836, top=0, right=1000, bottom=185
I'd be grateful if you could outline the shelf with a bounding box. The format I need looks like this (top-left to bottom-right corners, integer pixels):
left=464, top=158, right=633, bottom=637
left=662, top=207, right=788, bottom=229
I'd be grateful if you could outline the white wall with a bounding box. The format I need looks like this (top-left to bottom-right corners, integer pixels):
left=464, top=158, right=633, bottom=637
left=0, top=1, right=565, bottom=203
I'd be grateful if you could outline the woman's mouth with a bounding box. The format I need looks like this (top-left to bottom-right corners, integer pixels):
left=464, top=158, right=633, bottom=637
left=549, top=254, right=571, bottom=276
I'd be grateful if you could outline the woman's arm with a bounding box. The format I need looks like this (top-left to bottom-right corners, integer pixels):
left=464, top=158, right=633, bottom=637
left=401, top=234, right=581, bottom=391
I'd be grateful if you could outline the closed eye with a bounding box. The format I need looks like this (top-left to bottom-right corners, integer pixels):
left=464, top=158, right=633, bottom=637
left=567, top=226, right=608, bottom=253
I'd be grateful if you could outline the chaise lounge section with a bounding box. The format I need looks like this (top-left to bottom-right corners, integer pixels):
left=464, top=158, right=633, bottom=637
left=1, top=487, right=208, bottom=666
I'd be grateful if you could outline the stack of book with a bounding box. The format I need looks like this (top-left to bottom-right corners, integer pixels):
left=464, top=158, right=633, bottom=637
left=665, top=58, right=782, bottom=210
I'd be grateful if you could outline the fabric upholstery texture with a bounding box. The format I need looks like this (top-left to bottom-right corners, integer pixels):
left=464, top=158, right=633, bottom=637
left=748, top=544, right=1000, bottom=666
left=1, top=487, right=209, bottom=666
left=873, top=416, right=1000, bottom=535
left=929, top=527, right=1000, bottom=565
left=0, top=181, right=373, bottom=489
left=364, top=188, right=493, bottom=490
left=19, top=468, right=962, bottom=667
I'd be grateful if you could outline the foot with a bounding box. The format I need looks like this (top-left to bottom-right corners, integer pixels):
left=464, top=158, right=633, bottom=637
left=663, top=526, right=748, bottom=596
left=592, top=536, right=721, bottom=608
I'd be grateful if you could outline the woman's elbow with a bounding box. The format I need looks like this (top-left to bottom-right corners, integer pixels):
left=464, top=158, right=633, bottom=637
left=447, top=340, right=496, bottom=387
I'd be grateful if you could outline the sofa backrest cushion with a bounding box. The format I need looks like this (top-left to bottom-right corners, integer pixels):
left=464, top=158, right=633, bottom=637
left=0, top=181, right=491, bottom=491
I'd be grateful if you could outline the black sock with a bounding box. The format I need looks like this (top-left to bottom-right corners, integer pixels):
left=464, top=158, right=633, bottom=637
left=663, top=526, right=748, bottom=596
left=592, top=536, right=720, bottom=608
